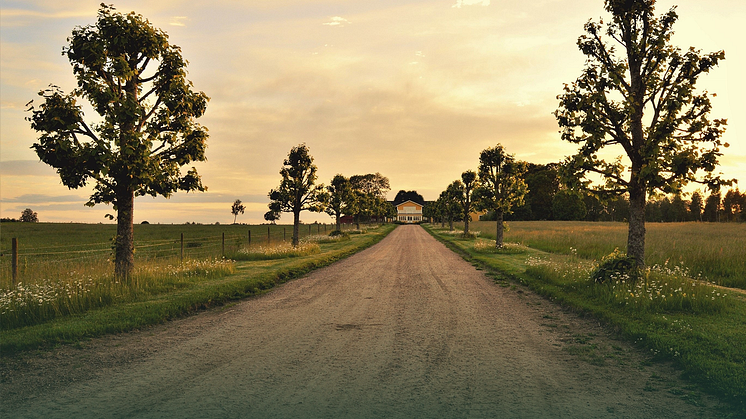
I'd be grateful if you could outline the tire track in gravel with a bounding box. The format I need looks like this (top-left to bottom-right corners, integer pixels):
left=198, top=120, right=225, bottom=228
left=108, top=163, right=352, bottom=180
left=0, top=225, right=726, bottom=418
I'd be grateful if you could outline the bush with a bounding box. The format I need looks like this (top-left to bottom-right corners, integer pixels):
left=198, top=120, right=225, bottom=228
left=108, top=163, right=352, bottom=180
left=328, top=230, right=346, bottom=237
left=592, top=249, right=638, bottom=283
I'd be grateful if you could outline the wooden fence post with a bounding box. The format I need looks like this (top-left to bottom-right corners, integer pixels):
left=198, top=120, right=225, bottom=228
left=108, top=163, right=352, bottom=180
left=11, top=238, right=18, bottom=285
left=222, top=232, right=225, bottom=257
left=248, top=229, right=251, bottom=246
left=308, top=224, right=311, bottom=235
left=283, top=227, right=286, bottom=241
left=180, top=233, right=184, bottom=262
left=267, top=226, right=271, bottom=245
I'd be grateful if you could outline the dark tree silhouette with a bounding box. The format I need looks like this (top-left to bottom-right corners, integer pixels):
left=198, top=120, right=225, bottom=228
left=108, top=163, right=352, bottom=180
left=231, top=199, right=245, bottom=224
left=20, top=208, right=39, bottom=223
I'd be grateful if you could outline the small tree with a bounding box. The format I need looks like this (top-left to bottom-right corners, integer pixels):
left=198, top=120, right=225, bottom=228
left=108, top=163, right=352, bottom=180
left=457, top=170, right=478, bottom=235
left=689, top=190, right=703, bottom=221
left=555, top=0, right=730, bottom=267
left=264, top=210, right=280, bottom=225
left=231, top=199, right=245, bottom=224
left=26, top=5, right=208, bottom=279
left=441, top=181, right=465, bottom=231
left=473, top=144, right=527, bottom=248
left=20, top=208, right=39, bottom=223
left=325, top=174, right=354, bottom=231
left=268, top=144, right=327, bottom=246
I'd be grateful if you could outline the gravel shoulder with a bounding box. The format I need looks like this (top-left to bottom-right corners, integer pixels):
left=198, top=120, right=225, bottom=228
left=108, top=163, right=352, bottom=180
left=0, top=225, right=726, bottom=418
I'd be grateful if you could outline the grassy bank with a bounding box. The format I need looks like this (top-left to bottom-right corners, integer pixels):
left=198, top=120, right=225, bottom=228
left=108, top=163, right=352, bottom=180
left=1, top=224, right=395, bottom=353
left=425, top=224, right=746, bottom=415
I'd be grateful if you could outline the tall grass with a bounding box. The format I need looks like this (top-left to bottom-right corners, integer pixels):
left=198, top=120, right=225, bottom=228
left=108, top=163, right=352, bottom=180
left=0, top=258, right=234, bottom=330
left=465, top=221, right=746, bottom=289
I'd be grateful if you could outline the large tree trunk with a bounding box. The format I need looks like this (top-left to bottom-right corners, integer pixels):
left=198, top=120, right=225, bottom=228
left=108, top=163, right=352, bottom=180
left=292, top=210, right=300, bottom=246
left=335, top=214, right=341, bottom=232
left=115, top=189, right=135, bottom=280
left=627, top=179, right=646, bottom=268
left=448, top=216, right=454, bottom=231
left=495, top=210, right=504, bottom=248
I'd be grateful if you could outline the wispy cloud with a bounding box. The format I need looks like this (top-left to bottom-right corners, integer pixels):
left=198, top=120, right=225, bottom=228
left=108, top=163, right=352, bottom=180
left=322, top=16, right=350, bottom=27
left=452, top=0, right=491, bottom=8
left=169, top=16, right=188, bottom=27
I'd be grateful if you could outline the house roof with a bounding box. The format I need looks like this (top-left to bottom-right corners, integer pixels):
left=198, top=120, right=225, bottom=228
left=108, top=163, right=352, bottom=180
left=395, top=199, right=424, bottom=207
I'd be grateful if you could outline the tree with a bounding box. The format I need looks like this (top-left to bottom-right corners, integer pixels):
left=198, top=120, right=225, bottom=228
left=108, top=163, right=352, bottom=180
left=325, top=174, right=354, bottom=231
left=26, top=5, right=208, bottom=279
left=20, top=208, right=39, bottom=223
left=268, top=144, right=327, bottom=246
left=440, top=182, right=464, bottom=231
left=348, top=173, right=390, bottom=228
left=474, top=144, right=527, bottom=248
left=552, top=190, right=587, bottom=221
left=555, top=0, right=730, bottom=267
left=264, top=210, right=280, bottom=225
left=525, top=163, right=560, bottom=220
left=703, top=191, right=721, bottom=222
left=457, top=171, right=478, bottom=235
left=689, top=190, right=703, bottom=221
left=231, top=199, right=245, bottom=224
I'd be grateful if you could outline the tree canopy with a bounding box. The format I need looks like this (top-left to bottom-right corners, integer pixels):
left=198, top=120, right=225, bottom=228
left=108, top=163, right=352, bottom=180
left=26, top=4, right=208, bottom=278
left=555, top=0, right=729, bottom=266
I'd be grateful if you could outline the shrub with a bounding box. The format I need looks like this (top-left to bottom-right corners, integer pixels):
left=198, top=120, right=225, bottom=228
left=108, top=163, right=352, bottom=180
left=592, top=249, right=638, bottom=283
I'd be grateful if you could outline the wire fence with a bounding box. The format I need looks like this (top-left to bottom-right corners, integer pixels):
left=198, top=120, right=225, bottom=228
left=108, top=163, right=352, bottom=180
left=0, top=222, right=362, bottom=286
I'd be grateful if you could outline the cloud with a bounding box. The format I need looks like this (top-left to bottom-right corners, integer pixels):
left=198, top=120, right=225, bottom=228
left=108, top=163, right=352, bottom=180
left=322, top=16, right=350, bottom=26
left=452, top=0, right=491, bottom=8
left=169, top=16, right=189, bottom=26
left=0, top=160, right=58, bottom=177
left=0, top=193, right=86, bottom=204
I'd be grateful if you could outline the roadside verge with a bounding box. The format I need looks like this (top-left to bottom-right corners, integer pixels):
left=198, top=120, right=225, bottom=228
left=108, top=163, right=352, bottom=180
left=1, top=225, right=396, bottom=354
left=422, top=224, right=746, bottom=416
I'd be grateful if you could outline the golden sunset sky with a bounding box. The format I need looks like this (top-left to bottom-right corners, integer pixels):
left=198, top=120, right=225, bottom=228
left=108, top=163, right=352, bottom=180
left=1, top=0, right=744, bottom=224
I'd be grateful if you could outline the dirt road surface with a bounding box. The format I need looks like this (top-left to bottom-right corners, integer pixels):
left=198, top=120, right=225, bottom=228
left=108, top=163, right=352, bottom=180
left=1, top=225, right=725, bottom=418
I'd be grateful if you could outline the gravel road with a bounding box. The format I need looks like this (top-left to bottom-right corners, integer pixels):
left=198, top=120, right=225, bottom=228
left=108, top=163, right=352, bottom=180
left=0, top=225, right=725, bottom=418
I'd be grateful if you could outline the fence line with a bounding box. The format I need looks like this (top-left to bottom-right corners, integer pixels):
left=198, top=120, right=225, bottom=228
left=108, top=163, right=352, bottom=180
left=1, top=223, right=376, bottom=285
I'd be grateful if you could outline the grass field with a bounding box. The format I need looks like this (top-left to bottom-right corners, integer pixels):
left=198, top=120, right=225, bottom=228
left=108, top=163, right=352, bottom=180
left=425, top=223, right=746, bottom=415
left=0, top=222, right=392, bottom=351
left=459, top=220, right=746, bottom=290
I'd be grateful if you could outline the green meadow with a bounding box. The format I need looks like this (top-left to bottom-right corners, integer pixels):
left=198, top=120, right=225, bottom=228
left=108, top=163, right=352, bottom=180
left=467, top=220, right=746, bottom=290
left=427, top=222, right=746, bottom=414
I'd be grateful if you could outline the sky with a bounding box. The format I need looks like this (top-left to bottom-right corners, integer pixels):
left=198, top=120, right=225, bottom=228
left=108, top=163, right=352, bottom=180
left=1, top=0, right=744, bottom=225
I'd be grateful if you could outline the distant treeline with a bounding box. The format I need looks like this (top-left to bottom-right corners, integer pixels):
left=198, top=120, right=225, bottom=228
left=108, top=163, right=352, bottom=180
left=477, top=163, right=744, bottom=223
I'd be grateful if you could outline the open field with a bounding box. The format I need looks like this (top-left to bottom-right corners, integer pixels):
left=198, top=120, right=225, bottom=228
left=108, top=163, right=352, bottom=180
left=0, top=222, right=393, bottom=352
left=425, top=223, right=746, bottom=414
left=459, top=220, right=746, bottom=290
